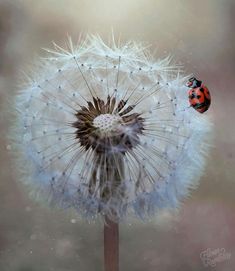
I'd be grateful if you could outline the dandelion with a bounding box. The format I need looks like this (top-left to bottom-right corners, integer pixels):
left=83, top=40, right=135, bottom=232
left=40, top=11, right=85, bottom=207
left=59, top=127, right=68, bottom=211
left=13, top=35, right=211, bottom=271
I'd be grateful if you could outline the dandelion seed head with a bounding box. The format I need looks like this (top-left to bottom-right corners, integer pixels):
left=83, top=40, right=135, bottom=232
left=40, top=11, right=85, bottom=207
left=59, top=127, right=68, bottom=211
left=93, top=114, right=122, bottom=136
left=13, top=35, right=212, bottom=221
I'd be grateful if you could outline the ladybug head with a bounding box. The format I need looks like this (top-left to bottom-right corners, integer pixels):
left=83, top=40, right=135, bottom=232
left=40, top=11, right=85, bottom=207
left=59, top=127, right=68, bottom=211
left=186, top=77, right=202, bottom=88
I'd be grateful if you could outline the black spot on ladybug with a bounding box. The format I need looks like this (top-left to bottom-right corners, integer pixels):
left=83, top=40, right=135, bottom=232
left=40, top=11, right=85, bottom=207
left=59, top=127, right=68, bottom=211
left=200, top=87, right=204, bottom=92
left=190, top=93, right=195, bottom=99
left=197, top=95, right=201, bottom=99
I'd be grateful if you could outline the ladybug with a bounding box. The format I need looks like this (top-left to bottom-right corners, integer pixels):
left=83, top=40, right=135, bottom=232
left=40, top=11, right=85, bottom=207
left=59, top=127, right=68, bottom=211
left=186, top=77, right=211, bottom=113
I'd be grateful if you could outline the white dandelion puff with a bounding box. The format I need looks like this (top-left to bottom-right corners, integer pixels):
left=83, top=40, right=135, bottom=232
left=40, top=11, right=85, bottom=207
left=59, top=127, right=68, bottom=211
left=13, top=35, right=212, bottom=221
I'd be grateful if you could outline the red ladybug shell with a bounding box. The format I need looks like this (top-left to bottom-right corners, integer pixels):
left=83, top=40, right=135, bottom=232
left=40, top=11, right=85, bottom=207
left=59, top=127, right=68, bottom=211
left=188, top=84, right=211, bottom=113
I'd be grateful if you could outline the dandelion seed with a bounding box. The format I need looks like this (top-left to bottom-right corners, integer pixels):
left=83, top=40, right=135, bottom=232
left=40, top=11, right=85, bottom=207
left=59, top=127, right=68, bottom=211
left=13, top=35, right=211, bottom=222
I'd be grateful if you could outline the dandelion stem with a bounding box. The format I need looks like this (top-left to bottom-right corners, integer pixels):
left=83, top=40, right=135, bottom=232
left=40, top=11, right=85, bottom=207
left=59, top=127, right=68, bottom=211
left=104, top=216, right=119, bottom=271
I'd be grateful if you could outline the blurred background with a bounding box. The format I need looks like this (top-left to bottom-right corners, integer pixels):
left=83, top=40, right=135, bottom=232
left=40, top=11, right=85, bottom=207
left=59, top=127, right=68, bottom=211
left=0, top=0, right=234, bottom=270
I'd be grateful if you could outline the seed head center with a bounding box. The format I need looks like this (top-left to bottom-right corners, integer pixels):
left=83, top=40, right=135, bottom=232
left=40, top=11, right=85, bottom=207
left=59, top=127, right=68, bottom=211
left=93, top=114, right=122, bottom=136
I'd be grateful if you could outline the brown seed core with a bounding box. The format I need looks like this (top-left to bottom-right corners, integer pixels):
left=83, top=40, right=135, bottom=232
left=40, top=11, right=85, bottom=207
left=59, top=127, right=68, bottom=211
left=72, top=96, right=144, bottom=155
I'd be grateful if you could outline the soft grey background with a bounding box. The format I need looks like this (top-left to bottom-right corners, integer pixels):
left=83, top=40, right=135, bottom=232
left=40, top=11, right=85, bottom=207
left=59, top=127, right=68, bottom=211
left=0, top=0, right=234, bottom=270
